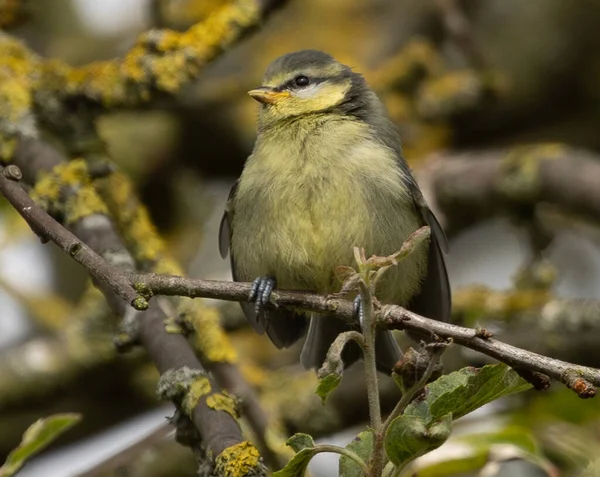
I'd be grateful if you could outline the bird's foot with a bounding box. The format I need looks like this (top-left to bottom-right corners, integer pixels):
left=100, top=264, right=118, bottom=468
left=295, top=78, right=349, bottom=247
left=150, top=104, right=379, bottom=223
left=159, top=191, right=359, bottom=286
left=354, top=295, right=365, bottom=330
left=354, top=295, right=381, bottom=331
left=249, top=276, right=276, bottom=317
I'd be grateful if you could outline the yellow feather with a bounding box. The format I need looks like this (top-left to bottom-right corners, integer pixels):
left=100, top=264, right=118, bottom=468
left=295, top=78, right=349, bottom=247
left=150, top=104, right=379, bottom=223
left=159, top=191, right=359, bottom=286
left=231, top=116, right=427, bottom=305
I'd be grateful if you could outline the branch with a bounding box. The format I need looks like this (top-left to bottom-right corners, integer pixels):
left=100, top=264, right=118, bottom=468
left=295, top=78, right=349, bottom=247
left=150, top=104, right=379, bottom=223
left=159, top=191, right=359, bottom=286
left=434, top=0, right=485, bottom=68
left=1, top=166, right=598, bottom=400
left=0, top=167, right=264, bottom=475
left=13, top=137, right=287, bottom=471
left=0, top=165, right=145, bottom=308
left=0, top=0, right=288, bottom=151
left=418, top=144, right=600, bottom=235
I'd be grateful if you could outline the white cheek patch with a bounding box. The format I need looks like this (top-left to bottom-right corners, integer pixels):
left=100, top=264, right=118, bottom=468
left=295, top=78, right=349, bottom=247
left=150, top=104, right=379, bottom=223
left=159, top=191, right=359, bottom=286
left=293, top=83, right=322, bottom=99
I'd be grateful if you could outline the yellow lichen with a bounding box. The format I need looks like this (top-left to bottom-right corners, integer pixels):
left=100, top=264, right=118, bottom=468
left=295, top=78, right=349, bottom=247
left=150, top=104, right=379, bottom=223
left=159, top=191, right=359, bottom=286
left=369, top=39, right=442, bottom=92
left=453, top=284, right=551, bottom=325
left=206, top=390, right=239, bottom=418
left=32, top=160, right=108, bottom=223
left=215, top=441, right=261, bottom=477
left=98, top=171, right=181, bottom=274
left=181, top=375, right=212, bottom=416
left=416, top=70, right=484, bottom=118
left=500, top=143, right=565, bottom=202
left=157, top=0, right=234, bottom=29
left=181, top=300, right=238, bottom=364
left=64, top=186, right=109, bottom=225
left=239, top=362, right=269, bottom=388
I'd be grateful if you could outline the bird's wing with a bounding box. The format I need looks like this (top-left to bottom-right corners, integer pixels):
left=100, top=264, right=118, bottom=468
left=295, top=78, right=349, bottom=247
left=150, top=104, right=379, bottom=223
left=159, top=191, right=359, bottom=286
left=404, top=176, right=452, bottom=323
left=218, top=179, right=238, bottom=259
left=219, top=179, right=307, bottom=348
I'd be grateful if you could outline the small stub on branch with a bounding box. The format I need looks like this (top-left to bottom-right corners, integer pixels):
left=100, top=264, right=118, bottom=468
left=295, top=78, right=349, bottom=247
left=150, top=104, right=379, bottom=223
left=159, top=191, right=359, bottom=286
left=3, top=164, right=22, bottom=181
left=475, top=327, right=493, bottom=339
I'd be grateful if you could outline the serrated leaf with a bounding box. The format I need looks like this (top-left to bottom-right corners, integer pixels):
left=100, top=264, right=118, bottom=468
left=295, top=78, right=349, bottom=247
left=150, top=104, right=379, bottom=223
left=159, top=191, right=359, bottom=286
left=316, top=331, right=362, bottom=404
left=0, top=413, right=81, bottom=477
left=384, top=413, right=451, bottom=466
left=339, top=431, right=374, bottom=477
left=405, top=363, right=531, bottom=424
left=287, top=433, right=315, bottom=453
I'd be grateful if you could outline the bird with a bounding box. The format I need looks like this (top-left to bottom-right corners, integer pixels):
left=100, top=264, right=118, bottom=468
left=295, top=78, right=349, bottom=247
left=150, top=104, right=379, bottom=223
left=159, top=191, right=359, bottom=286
left=219, top=50, right=450, bottom=373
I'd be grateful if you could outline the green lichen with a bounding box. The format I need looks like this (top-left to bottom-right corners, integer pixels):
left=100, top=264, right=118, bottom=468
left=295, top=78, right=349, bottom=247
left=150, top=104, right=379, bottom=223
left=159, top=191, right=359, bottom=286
left=132, top=296, right=149, bottom=310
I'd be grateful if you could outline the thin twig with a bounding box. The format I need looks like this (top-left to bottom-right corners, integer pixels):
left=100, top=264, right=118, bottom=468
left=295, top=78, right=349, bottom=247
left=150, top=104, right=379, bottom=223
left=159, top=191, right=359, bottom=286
left=1, top=167, right=599, bottom=399
left=358, top=278, right=382, bottom=431
left=0, top=166, right=143, bottom=308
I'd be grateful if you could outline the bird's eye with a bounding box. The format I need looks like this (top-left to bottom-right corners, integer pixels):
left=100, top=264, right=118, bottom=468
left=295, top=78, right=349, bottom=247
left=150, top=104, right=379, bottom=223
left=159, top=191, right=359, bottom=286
left=294, top=75, right=310, bottom=87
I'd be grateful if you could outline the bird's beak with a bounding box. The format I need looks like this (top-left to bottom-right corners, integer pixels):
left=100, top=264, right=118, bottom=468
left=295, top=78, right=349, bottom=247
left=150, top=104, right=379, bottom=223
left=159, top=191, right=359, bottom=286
left=248, top=87, right=291, bottom=104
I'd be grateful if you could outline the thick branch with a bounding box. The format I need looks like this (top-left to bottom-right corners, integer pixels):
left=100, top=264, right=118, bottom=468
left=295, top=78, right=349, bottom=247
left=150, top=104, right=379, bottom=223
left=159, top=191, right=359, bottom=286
left=420, top=145, right=600, bottom=234
left=1, top=166, right=260, bottom=474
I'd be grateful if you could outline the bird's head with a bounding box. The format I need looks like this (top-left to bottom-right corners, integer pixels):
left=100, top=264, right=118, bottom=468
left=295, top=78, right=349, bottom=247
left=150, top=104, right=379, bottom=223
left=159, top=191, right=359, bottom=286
left=249, top=50, right=373, bottom=127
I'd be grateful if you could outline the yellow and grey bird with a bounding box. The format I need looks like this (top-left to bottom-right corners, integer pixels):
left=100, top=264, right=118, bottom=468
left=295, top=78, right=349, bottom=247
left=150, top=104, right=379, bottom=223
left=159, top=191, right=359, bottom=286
left=220, top=50, right=450, bottom=373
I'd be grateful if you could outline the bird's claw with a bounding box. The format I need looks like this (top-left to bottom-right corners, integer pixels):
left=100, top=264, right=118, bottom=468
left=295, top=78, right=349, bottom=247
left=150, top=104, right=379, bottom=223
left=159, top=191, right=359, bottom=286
left=249, top=276, right=276, bottom=317
left=354, top=295, right=365, bottom=330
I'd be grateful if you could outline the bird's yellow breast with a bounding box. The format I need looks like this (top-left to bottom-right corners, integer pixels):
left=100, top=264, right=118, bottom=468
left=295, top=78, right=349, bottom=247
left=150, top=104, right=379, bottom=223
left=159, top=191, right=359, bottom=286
left=231, top=116, right=427, bottom=302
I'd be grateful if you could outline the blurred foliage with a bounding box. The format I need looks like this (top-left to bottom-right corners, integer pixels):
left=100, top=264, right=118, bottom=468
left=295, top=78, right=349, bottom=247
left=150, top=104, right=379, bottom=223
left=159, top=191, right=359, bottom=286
left=0, top=413, right=80, bottom=477
left=0, top=0, right=600, bottom=476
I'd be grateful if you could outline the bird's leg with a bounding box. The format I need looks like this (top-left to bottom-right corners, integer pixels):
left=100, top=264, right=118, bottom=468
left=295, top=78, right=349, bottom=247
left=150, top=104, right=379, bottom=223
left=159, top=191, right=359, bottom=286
left=249, top=276, right=276, bottom=317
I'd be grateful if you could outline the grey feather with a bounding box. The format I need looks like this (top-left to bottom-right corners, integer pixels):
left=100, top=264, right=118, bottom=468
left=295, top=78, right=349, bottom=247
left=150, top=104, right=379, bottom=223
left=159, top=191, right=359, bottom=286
left=300, top=314, right=402, bottom=373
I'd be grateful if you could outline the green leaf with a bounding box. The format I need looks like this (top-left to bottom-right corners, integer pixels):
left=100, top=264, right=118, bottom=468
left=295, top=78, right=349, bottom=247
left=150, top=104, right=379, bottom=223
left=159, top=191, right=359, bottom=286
left=0, top=413, right=81, bottom=477
left=273, top=434, right=320, bottom=477
left=405, top=363, right=531, bottom=424
left=272, top=447, right=318, bottom=477
left=339, top=431, right=374, bottom=477
left=384, top=413, right=452, bottom=466
left=287, top=433, right=315, bottom=453
left=316, top=331, right=363, bottom=404
left=412, top=426, right=549, bottom=477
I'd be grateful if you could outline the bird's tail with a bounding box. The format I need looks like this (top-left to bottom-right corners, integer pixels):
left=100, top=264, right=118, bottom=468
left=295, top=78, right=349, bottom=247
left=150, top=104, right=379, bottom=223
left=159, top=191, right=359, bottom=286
left=299, top=314, right=402, bottom=374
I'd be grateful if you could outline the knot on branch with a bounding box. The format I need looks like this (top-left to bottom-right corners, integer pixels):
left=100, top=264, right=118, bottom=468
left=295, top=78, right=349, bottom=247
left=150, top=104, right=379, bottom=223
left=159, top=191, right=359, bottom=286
left=563, top=369, right=597, bottom=399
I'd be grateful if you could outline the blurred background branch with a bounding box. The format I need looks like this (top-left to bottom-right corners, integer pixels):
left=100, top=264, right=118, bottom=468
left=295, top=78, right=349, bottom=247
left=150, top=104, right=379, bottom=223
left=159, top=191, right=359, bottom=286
left=1, top=1, right=600, bottom=476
